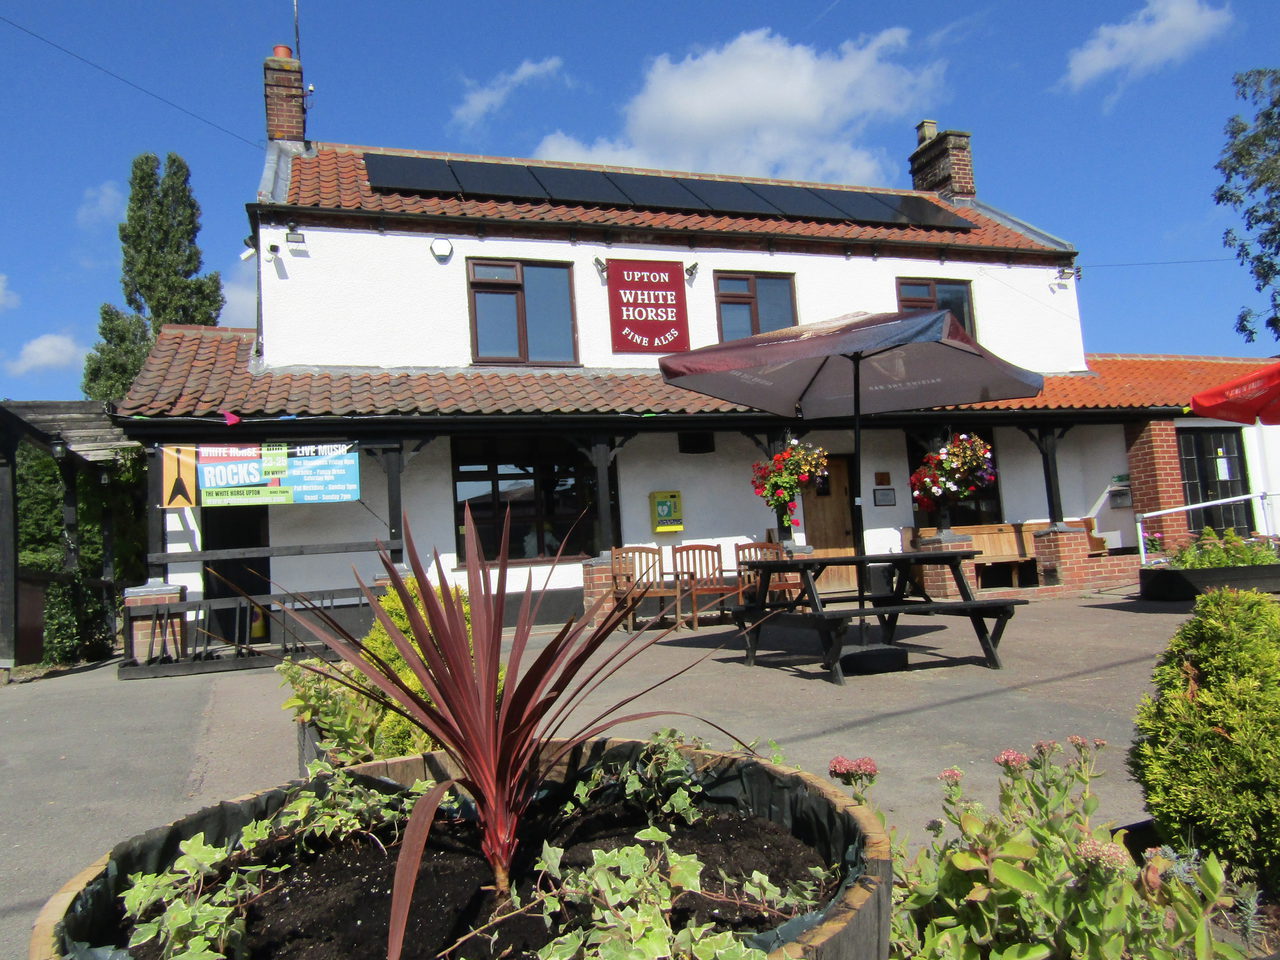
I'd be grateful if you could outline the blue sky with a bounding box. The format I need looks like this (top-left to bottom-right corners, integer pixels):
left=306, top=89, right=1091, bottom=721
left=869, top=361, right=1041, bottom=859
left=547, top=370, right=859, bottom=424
left=1, top=0, right=1276, bottom=401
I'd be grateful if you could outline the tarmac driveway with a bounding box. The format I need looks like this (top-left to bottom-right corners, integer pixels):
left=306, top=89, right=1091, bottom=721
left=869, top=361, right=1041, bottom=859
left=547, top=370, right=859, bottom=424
left=0, top=589, right=1195, bottom=957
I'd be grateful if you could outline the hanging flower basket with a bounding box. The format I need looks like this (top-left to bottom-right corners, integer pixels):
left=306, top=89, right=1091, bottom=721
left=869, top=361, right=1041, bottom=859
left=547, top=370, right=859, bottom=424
left=909, top=432, right=996, bottom=514
left=751, top=439, right=828, bottom=530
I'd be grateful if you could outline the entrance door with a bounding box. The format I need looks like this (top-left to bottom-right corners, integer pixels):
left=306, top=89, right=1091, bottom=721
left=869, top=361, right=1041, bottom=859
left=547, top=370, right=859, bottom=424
left=1177, top=428, right=1253, bottom=533
left=202, top=505, right=270, bottom=644
left=800, top=457, right=860, bottom=591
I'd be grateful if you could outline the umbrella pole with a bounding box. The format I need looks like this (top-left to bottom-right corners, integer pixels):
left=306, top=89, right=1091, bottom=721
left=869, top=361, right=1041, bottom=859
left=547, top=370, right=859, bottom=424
left=851, top=354, right=866, bottom=557
left=851, top=354, right=871, bottom=648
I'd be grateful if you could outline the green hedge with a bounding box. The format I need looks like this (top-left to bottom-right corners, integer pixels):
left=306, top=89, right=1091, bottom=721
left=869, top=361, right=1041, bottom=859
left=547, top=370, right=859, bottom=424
left=1130, top=588, right=1280, bottom=885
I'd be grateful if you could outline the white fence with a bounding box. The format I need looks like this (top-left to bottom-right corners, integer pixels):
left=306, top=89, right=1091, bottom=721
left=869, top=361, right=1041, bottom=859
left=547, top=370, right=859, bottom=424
left=1136, top=491, right=1280, bottom=564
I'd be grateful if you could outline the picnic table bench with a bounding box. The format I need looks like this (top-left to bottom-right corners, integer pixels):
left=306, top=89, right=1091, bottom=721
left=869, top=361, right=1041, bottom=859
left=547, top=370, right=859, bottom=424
left=733, top=550, right=1027, bottom=684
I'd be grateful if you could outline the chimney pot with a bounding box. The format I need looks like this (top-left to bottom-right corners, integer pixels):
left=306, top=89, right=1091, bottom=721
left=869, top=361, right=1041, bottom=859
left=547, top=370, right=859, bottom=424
left=273, top=44, right=293, bottom=59
left=916, top=119, right=938, bottom=146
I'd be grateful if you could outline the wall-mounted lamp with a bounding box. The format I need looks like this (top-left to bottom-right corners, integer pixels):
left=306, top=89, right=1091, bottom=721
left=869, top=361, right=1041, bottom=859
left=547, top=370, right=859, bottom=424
left=684, top=262, right=698, bottom=281
left=285, top=230, right=306, bottom=246
left=593, top=256, right=608, bottom=280
left=1057, top=267, right=1079, bottom=281
left=430, top=237, right=454, bottom=261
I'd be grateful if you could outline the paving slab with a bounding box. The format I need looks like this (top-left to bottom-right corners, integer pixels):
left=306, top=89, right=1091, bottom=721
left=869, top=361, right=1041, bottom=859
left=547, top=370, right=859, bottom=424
left=0, top=588, right=1196, bottom=957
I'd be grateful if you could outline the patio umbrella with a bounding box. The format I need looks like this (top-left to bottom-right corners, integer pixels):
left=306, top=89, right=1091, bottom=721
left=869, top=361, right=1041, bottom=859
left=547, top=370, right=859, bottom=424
left=658, top=310, right=1044, bottom=555
left=1190, top=360, right=1280, bottom=424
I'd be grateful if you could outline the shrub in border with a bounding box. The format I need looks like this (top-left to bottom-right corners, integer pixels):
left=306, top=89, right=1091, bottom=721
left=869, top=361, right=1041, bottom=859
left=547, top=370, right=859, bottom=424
left=1131, top=588, right=1280, bottom=887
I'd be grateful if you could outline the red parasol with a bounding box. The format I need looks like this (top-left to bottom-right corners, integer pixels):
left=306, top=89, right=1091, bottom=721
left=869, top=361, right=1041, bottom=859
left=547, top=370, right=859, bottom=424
left=1190, top=360, right=1280, bottom=425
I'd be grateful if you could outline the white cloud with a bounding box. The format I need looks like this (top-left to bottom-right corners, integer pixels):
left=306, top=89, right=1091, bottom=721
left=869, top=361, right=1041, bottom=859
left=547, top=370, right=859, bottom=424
left=220, top=258, right=258, bottom=327
left=5, top=334, right=87, bottom=376
left=533, top=29, right=942, bottom=186
left=0, top=274, right=19, bottom=312
left=1062, top=0, right=1232, bottom=95
left=76, top=180, right=125, bottom=229
left=452, top=57, right=565, bottom=129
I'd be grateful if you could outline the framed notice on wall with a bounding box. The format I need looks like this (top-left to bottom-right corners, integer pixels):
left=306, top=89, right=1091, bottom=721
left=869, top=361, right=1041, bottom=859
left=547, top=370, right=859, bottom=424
left=607, top=259, right=690, bottom=353
left=162, top=441, right=361, bottom=507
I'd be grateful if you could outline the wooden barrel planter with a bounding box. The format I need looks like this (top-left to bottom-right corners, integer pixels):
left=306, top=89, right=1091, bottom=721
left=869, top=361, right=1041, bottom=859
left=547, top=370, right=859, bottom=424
left=1139, top=564, right=1280, bottom=601
left=32, top=738, right=892, bottom=960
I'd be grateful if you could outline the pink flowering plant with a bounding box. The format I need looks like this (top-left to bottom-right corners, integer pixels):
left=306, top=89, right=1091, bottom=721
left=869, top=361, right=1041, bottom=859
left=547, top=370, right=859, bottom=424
left=909, top=432, right=996, bottom=513
left=828, top=738, right=1243, bottom=960
left=750, top=438, right=827, bottom=529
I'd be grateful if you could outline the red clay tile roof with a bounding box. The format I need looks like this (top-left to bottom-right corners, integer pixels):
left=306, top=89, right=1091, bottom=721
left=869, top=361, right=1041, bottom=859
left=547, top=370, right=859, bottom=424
left=967, top=355, right=1277, bottom=412
left=119, top=326, right=1280, bottom=423
left=278, top=145, right=1063, bottom=255
left=118, top=326, right=744, bottom=419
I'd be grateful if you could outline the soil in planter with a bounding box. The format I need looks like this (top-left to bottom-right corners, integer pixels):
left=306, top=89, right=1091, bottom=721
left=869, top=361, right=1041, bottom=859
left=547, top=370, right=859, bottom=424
left=127, top=803, right=831, bottom=960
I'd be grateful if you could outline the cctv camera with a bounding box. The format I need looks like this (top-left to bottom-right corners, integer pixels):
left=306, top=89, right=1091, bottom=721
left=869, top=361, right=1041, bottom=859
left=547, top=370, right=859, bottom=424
left=239, top=247, right=256, bottom=262
left=268, top=244, right=280, bottom=254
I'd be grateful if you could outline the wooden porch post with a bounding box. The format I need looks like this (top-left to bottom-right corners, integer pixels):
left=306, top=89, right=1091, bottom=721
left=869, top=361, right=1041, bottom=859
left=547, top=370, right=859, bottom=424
left=589, top=436, right=614, bottom=552
left=146, top=445, right=166, bottom=580
left=383, top=445, right=403, bottom=564
left=1019, top=425, right=1069, bottom=525
left=98, top=466, right=117, bottom=643
left=0, top=432, right=18, bottom=674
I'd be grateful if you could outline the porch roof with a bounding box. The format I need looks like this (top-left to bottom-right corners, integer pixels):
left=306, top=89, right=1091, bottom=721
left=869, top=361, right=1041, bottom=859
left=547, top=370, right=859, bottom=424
left=117, top=325, right=1277, bottom=424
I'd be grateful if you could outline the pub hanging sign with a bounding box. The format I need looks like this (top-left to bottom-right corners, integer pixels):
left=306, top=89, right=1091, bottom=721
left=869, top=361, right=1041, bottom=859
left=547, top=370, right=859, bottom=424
left=160, top=441, right=360, bottom=508
left=607, top=259, right=690, bottom=354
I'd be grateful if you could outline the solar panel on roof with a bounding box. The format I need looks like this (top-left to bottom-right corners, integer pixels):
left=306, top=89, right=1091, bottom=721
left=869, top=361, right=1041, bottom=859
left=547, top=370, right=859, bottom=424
left=605, top=172, right=710, bottom=210
left=449, top=161, right=549, bottom=200
left=807, top=188, right=908, bottom=225
left=744, top=183, right=848, bottom=220
left=364, top=154, right=461, bottom=194
left=528, top=166, right=633, bottom=205
left=881, top=194, right=975, bottom=230
left=674, top=178, right=783, bottom=217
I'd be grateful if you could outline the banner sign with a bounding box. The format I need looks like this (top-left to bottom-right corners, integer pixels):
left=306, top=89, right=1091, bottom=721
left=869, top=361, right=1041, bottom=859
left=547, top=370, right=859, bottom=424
left=162, top=442, right=360, bottom=507
left=607, top=259, right=689, bottom=353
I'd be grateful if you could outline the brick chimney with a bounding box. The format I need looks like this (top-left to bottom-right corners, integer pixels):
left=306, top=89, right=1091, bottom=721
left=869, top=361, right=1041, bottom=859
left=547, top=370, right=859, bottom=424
left=908, top=119, right=975, bottom=199
left=264, top=45, right=306, bottom=141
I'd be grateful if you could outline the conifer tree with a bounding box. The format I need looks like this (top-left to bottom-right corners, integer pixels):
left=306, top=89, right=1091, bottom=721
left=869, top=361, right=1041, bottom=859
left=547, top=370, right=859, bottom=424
left=82, top=152, right=224, bottom=403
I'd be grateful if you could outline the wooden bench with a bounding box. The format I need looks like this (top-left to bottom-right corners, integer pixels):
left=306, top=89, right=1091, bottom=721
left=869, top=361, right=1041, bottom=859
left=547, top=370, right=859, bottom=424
left=735, top=596, right=1027, bottom=683
left=906, top=519, right=1108, bottom=588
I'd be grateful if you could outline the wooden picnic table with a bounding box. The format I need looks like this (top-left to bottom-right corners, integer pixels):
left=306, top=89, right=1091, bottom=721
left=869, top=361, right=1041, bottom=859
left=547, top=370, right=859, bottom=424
left=733, top=549, right=1027, bottom=684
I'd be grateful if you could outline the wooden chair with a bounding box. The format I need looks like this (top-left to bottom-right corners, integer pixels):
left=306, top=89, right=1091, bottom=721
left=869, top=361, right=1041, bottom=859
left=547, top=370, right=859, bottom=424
left=735, top=541, right=803, bottom=604
left=611, top=546, right=683, bottom=630
left=671, top=544, right=738, bottom=629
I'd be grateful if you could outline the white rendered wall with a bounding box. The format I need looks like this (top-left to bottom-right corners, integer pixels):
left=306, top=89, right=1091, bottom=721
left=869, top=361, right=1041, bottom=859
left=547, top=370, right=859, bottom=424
left=992, top=425, right=1134, bottom=547
left=256, top=225, right=1086, bottom=375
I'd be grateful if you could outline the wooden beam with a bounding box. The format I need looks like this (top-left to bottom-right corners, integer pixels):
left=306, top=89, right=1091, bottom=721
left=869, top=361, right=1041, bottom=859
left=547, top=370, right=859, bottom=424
left=147, top=539, right=402, bottom=565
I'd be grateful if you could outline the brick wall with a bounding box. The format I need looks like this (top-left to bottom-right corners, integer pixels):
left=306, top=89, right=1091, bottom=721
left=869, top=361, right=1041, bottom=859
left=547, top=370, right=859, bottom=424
left=122, top=583, right=187, bottom=661
left=1125, top=420, right=1190, bottom=545
left=581, top=555, right=614, bottom=627
left=914, top=533, right=976, bottom=599
left=264, top=51, right=306, bottom=141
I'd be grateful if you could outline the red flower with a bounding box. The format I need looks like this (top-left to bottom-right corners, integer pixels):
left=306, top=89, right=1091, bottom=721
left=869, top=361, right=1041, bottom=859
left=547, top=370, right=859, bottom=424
left=798, top=473, right=809, bottom=482
left=787, top=501, right=797, bottom=511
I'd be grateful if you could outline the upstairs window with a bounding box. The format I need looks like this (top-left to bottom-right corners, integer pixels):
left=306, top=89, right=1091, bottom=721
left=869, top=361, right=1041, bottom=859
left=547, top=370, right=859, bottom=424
left=715, top=272, right=796, bottom=341
left=897, top=278, right=974, bottom=336
left=469, top=260, right=577, bottom=364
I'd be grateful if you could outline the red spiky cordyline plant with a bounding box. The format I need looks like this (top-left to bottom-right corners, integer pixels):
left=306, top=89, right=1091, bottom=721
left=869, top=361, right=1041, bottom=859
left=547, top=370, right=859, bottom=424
left=287, top=508, right=729, bottom=960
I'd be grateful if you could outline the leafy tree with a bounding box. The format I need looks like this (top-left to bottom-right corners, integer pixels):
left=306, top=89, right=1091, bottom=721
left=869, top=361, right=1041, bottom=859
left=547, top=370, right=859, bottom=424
left=1214, top=69, right=1280, bottom=342
left=82, top=152, right=223, bottom=402
left=80, top=307, right=153, bottom=406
